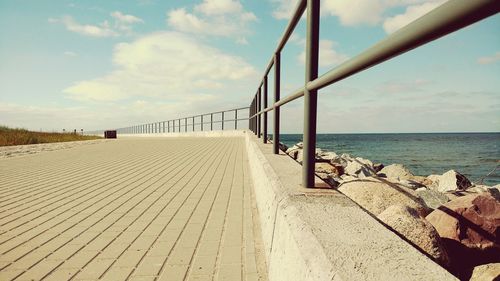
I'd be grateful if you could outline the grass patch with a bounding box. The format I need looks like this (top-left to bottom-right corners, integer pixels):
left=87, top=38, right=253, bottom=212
left=0, top=125, right=102, bottom=147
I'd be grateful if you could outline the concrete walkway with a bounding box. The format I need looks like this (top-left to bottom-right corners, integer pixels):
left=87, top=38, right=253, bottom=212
left=0, top=137, right=266, bottom=281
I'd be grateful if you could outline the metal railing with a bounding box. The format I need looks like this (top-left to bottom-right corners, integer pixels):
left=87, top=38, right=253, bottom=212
left=84, top=106, right=249, bottom=136
left=248, top=0, right=499, bottom=188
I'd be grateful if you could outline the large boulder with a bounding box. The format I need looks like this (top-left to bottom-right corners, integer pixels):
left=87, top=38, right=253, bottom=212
left=315, top=162, right=342, bottom=177
left=377, top=205, right=449, bottom=266
left=466, top=185, right=500, bottom=200
left=316, top=150, right=338, bottom=162
left=344, top=160, right=376, bottom=178
left=415, top=187, right=450, bottom=209
left=426, top=194, right=500, bottom=278
left=436, top=170, right=472, bottom=192
left=278, top=142, right=288, bottom=152
left=378, top=164, right=414, bottom=181
left=470, top=263, right=500, bottom=281
left=286, top=146, right=302, bottom=161
left=338, top=179, right=430, bottom=216
left=315, top=162, right=343, bottom=188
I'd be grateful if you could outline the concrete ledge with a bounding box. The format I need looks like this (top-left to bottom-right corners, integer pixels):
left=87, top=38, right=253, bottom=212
left=244, top=131, right=457, bottom=281
left=118, top=130, right=247, bottom=138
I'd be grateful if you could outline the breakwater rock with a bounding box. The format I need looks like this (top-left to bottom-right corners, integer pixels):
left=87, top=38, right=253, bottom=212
left=281, top=141, right=500, bottom=280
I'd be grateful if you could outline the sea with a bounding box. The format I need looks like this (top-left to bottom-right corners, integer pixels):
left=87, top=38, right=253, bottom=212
left=278, top=133, right=500, bottom=186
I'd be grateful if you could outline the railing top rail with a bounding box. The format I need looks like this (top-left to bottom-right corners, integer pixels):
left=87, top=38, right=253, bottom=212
left=132, top=106, right=249, bottom=128
left=249, top=0, right=499, bottom=119
left=87, top=106, right=250, bottom=133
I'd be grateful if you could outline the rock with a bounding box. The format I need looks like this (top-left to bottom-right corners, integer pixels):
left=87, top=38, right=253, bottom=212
left=378, top=164, right=414, bottom=181
left=338, top=179, right=430, bottom=216
left=410, top=175, right=428, bottom=184
left=373, top=163, right=384, bottom=173
left=378, top=205, right=449, bottom=266
left=355, top=157, right=373, bottom=167
left=339, top=174, right=358, bottom=183
left=467, top=185, right=500, bottom=200
left=415, top=187, right=450, bottom=209
left=286, top=144, right=303, bottom=161
left=399, top=179, right=427, bottom=190
left=437, top=170, right=472, bottom=192
left=278, top=142, right=288, bottom=152
left=316, top=172, right=340, bottom=188
left=426, top=174, right=441, bottom=188
left=315, top=162, right=342, bottom=177
left=286, top=148, right=299, bottom=160
left=330, top=155, right=348, bottom=168
left=344, top=158, right=376, bottom=178
left=470, top=263, right=500, bottom=281
left=426, top=194, right=500, bottom=278
left=317, top=151, right=338, bottom=162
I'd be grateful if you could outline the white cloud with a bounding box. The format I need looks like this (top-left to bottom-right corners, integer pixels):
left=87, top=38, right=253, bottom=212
left=477, top=52, right=500, bottom=65
left=49, top=11, right=143, bottom=37
left=194, top=0, right=243, bottom=15
left=323, top=0, right=386, bottom=26
left=63, top=32, right=257, bottom=102
left=378, top=79, right=430, bottom=94
left=111, top=11, right=143, bottom=24
left=270, top=0, right=444, bottom=32
left=298, top=39, right=349, bottom=68
left=270, top=0, right=297, bottom=20
left=49, top=16, right=118, bottom=37
left=167, top=0, right=257, bottom=42
left=63, top=51, right=78, bottom=57
left=383, top=1, right=445, bottom=33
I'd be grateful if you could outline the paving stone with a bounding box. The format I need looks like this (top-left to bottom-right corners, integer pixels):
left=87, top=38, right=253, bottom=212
left=0, top=137, right=267, bottom=281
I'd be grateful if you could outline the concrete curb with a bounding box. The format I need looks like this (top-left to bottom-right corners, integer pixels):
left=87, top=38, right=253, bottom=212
left=244, top=131, right=457, bottom=281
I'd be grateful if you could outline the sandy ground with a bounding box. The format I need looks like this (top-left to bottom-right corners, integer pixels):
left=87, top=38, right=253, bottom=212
left=0, top=139, right=110, bottom=159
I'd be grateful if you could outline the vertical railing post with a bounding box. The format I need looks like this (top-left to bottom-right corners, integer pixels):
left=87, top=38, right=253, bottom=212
left=185, top=118, right=187, bottom=132
left=273, top=52, right=281, bottom=154
left=249, top=102, right=252, bottom=131
left=192, top=116, right=195, bottom=131
left=253, top=97, right=256, bottom=135
left=263, top=76, right=268, bottom=143
left=248, top=105, right=251, bottom=131
left=222, top=111, right=225, bottom=131
left=201, top=115, right=204, bottom=131
left=211, top=113, right=213, bottom=131
left=303, top=0, right=320, bottom=188
left=257, top=88, right=261, bottom=138
left=235, top=109, right=238, bottom=130
left=168, top=121, right=170, bottom=133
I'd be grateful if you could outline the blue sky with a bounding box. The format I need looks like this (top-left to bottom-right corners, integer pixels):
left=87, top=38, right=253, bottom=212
left=0, top=0, right=499, bottom=133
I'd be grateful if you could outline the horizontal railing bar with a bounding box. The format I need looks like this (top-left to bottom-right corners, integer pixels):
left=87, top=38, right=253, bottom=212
left=89, top=106, right=249, bottom=133
left=259, top=0, right=306, bottom=86
left=249, top=0, right=499, bottom=120
left=307, top=0, right=499, bottom=92
left=121, top=118, right=249, bottom=129
left=249, top=86, right=303, bottom=118
left=132, top=107, right=249, bottom=127
left=276, top=0, right=307, bottom=53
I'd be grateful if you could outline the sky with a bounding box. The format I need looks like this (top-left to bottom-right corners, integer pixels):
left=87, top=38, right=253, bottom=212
left=0, top=0, right=499, bottom=133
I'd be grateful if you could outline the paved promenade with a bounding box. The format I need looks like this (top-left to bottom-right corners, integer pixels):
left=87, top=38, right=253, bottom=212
left=0, top=137, right=266, bottom=281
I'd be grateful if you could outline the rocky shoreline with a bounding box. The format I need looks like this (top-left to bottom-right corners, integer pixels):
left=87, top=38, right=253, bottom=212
left=282, top=142, right=499, bottom=280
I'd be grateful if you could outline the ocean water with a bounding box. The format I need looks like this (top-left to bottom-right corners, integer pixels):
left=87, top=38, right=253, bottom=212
left=279, top=133, right=500, bottom=186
